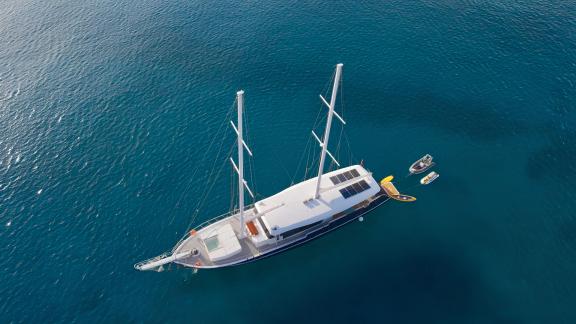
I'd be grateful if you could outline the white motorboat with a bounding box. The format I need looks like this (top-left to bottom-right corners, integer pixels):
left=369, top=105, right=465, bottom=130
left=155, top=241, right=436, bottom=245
left=420, top=171, right=439, bottom=185
left=409, top=154, right=435, bottom=175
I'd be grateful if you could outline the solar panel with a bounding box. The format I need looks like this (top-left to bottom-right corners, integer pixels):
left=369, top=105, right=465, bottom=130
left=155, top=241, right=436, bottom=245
left=348, top=184, right=358, bottom=194
left=339, top=179, right=372, bottom=199
left=339, top=187, right=352, bottom=198
left=343, top=171, right=353, bottom=180
left=331, top=169, right=363, bottom=186
left=358, top=180, right=370, bottom=190
left=330, top=176, right=341, bottom=185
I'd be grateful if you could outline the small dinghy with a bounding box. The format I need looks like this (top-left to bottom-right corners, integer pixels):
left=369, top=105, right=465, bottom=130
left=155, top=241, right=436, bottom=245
left=420, top=171, right=439, bottom=185
left=409, top=154, right=434, bottom=175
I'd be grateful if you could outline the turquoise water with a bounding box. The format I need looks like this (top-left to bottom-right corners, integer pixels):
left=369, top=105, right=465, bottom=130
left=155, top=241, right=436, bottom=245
left=1, top=0, right=576, bottom=322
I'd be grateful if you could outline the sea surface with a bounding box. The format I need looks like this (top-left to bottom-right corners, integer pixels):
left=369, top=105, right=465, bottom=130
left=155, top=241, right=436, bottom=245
left=1, top=0, right=576, bottom=323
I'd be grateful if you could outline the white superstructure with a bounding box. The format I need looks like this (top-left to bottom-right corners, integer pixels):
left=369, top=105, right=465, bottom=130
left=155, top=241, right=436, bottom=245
left=258, top=165, right=379, bottom=236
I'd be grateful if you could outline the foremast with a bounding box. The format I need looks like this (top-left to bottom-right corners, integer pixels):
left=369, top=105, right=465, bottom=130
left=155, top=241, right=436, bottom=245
left=313, top=63, right=345, bottom=199
left=230, top=90, right=254, bottom=238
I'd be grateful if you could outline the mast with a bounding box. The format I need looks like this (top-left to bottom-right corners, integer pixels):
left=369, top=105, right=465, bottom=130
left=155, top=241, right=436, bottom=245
left=314, top=63, right=344, bottom=199
left=229, top=90, right=254, bottom=238
left=237, top=90, right=245, bottom=238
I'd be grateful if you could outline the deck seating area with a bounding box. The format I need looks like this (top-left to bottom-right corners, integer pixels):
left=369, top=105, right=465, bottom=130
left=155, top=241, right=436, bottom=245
left=246, top=220, right=259, bottom=236
left=199, top=223, right=242, bottom=262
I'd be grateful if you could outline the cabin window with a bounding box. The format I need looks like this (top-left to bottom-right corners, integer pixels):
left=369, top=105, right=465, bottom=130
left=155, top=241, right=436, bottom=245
left=339, top=180, right=371, bottom=199
left=280, top=221, right=323, bottom=239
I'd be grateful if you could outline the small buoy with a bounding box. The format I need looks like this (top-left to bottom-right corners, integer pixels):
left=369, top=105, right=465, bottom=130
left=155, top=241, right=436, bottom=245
left=6, top=220, right=12, bottom=227
left=359, top=216, right=364, bottom=222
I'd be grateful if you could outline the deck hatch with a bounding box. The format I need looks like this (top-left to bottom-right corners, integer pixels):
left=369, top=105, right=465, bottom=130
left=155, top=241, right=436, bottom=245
left=204, top=235, right=220, bottom=252
left=339, top=180, right=371, bottom=199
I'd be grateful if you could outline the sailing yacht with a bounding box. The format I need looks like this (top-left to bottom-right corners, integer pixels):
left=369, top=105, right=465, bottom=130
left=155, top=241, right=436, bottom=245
left=135, top=64, right=391, bottom=271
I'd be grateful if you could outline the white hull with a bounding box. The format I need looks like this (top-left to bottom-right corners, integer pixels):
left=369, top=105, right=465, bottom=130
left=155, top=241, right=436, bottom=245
left=174, top=191, right=388, bottom=269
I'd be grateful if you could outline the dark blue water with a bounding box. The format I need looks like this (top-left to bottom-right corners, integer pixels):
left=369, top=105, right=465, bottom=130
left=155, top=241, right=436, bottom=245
left=1, top=0, right=576, bottom=322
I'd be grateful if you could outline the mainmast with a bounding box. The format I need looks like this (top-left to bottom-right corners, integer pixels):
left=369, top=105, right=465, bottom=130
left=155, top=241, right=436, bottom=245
left=230, top=90, right=254, bottom=238
left=313, top=63, right=345, bottom=199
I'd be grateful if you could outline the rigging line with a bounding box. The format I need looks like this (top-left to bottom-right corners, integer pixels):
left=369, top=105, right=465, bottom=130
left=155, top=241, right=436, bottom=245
left=303, top=135, right=315, bottom=180
left=343, top=132, right=357, bottom=164
left=242, top=102, right=259, bottom=202
left=335, top=67, right=346, bottom=166
left=338, top=72, right=357, bottom=166
left=312, top=107, right=327, bottom=131
left=339, top=67, right=344, bottom=117
left=332, top=79, right=346, bottom=171
left=185, top=100, right=237, bottom=228
left=178, top=100, right=234, bottom=201
left=248, top=153, right=257, bottom=203
left=334, top=110, right=346, bottom=166
left=248, top=154, right=256, bottom=202
left=300, top=140, right=310, bottom=181
left=292, top=106, right=323, bottom=183
left=273, top=149, right=292, bottom=184
left=331, top=120, right=345, bottom=171
left=322, top=68, right=337, bottom=98
left=305, top=142, right=320, bottom=181
left=312, top=69, right=335, bottom=132
left=292, top=67, right=337, bottom=183
left=186, top=142, right=236, bottom=230
left=229, top=164, right=235, bottom=212
left=166, top=99, right=236, bottom=226
left=326, top=70, right=346, bottom=172
left=192, top=139, right=235, bottom=222
left=181, top=125, right=230, bottom=216
left=292, top=131, right=312, bottom=183
left=184, top=99, right=235, bottom=192
left=302, top=107, right=326, bottom=178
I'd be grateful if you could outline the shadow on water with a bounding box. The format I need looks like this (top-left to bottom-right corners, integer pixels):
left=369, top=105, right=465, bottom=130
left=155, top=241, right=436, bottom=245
left=292, top=247, right=515, bottom=323
left=525, top=128, right=576, bottom=183
left=157, top=241, right=520, bottom=324
left=276, top=247, right=519, bottom=324
left=350, top=83, right=529, bottom=142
